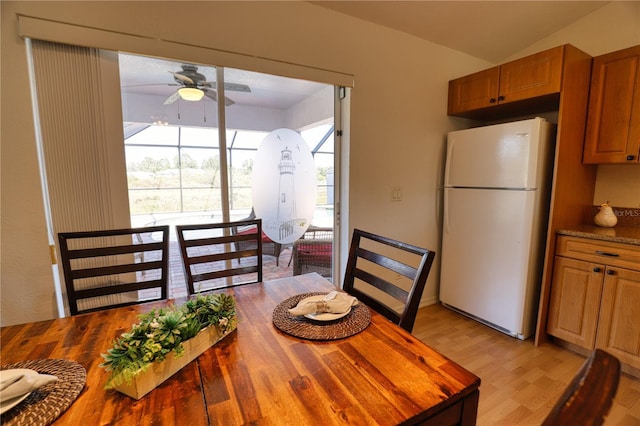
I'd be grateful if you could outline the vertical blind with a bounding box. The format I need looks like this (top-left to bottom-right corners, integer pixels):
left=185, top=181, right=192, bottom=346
left=31, top=40, right=133, bottom=311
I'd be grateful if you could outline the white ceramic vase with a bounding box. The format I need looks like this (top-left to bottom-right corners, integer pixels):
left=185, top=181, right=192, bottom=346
left=594, top=202, right=617, bottom=228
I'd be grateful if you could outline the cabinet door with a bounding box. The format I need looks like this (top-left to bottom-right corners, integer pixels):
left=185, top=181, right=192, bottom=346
left=447, top=67, right=500, bottom=115
left=583, top=45, right=640, bottom=164
left=596, top=267, right=640, bottom=370
left=499, top=46, right=563, bottom=103
left=547, top=256, right=604, bottom=349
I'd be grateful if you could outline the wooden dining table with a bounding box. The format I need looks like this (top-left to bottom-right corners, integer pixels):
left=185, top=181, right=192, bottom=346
left=1, top=273, right=480, bottom=425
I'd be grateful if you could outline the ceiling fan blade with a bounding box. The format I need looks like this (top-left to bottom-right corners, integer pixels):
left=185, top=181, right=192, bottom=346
left=163, top=90, right=180, bottom=105
left=203, top=89, right=218, bottom=102
left=224, top=82, right=251, bottom=93
left=169, top=71, right=194, bottom=85
left=204, top=81, right=251, bottom=92
left=203, top=89, right=235, bottom=106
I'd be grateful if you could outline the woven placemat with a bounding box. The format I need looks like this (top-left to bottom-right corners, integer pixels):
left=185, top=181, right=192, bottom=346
left=272, top=292, right=371, bottom=340
left=0, top=359, right=86, bottom=426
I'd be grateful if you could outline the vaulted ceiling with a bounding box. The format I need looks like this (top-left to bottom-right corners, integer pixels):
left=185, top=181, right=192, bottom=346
left=311, top=1, right=610, bottom=63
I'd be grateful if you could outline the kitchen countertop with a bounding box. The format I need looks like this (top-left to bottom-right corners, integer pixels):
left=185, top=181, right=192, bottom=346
left=557, top=225, right=640, bottom=246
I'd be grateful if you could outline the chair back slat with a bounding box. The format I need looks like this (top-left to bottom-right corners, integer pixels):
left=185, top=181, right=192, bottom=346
left=343, top=228, right=436, bottom=332
left=67, top=242, right=165, bottom=259
left=58, top=225, right=170, bottom=316
left=74, top=279, right=166, bottom=299
left=176, top=219, right=263, bottom=294
left=356, top=246, right=419, bottom=280
left=352, top=268, right=409, bottom=302
left=71, top=260, right=165, bottom=279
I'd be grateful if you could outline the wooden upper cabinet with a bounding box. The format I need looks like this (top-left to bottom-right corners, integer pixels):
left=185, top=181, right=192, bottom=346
left=499, top=46, right=563, bottom=102
left=583, top=45, right=640, bottom=164
left=447, top=67, right=500, bottom=114
left=448, top=46, right=564, bottom=117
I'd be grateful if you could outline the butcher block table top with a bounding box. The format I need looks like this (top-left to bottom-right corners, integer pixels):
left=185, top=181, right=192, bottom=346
left=1, top=273, right=480, bottom=425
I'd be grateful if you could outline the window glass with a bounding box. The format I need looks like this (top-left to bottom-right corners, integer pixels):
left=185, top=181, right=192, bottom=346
left=125, top=146, right=180, bottom=188
left=127, top=125, right=178, bottom=146
left=231, top=130, right=269, bottom=149
left=180, top=127, right=219, bottom=148
left=180, top=148, right=219, bottom=188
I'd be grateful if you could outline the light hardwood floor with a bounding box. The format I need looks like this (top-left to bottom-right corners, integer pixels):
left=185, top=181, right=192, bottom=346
left=413, top=304, right=640, bottom=426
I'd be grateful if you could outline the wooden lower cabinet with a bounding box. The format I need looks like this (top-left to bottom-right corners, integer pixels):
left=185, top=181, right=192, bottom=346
left=547, top=256, right=604, bottom=348
left=547, top=235, right=640, bottom=374
left=596, top=267, right=640, bottom=370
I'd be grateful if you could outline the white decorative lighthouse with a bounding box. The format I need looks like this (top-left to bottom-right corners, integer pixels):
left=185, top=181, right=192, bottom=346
left=252, top=128, right=317, bottom=244
left=277, top=145, right=296, bottom=224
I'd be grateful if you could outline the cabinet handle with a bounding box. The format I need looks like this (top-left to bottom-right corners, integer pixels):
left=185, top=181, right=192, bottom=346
left=595, top=250, right=620, bottom=257
left=593, top=267, right=602, bottom=273
left=627, top=155, right=636, bottom=161
left=607, top=269, right=616, bottom=276
left=498, top=95, right=505, bottom=101
left=489, top=98, right=497, bottom=104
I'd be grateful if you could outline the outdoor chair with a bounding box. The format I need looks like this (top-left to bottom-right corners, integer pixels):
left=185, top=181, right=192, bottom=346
left=58, top=225, right=170, bottom=315
left=292, top=226, right=333, bottom=278
left=176, top=219, right=263, bottom=294
left=234, top=208, right=283, bottom=265
left=342, top=228, right=436, bottom=333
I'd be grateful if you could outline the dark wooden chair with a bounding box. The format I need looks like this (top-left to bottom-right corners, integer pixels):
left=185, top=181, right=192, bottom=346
left=542, top=349, right=620, bottom=426
left=342, top=228, right=436, bottom=332
left=58, top=225, right=170, bottom=316
left=176, top=219, right=263, bottom=294
left=292, top=226, right=333, bottom=278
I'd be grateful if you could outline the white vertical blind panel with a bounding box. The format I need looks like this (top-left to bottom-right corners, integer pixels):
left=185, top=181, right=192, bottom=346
left=31, top=41, right=132, bottom=311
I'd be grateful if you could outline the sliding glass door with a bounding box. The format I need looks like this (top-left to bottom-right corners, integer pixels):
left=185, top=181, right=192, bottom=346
left=120, top=54, right=337, bottom=293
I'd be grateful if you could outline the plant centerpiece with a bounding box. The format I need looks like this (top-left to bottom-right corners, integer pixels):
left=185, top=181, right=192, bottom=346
left=100, top=292, right=236, bottom=399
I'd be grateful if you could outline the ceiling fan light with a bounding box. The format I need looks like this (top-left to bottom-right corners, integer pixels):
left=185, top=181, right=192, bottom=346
left=178, top=87, right=204, bottom=101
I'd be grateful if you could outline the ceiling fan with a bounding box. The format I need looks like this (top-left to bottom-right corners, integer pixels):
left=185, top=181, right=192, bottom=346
left=163, top=64, right=251, bottom=106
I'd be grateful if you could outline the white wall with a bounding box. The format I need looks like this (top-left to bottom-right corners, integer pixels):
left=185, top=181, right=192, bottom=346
left=1, top=1, right=486, bottom=326
left=2, top=1, right=638, bottom=326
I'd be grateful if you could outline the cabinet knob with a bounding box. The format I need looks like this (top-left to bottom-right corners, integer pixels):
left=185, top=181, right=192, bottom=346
left=498, top=95, right=505, bottom=101
left=593, top=267, right=602, bottom=273
left=627, top=155, right=636, bottom=161
left=489, top=98, right=497, bottom=104
left=607, top=269, right=616, bottom=276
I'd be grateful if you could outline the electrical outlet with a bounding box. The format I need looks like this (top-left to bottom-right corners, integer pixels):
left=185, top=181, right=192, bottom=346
left=391, top=187, right=402, bottom=201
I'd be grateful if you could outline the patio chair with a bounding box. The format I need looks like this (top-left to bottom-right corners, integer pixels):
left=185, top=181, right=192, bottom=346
left=58, top=225, right=170, bottom=316
left=292, top=226, right=333, bottom=278
left=234, top=208, right=283, bottom=265
left=342, top=228, right=436, bottom=332
left=176, top=219, right=263, bottom=294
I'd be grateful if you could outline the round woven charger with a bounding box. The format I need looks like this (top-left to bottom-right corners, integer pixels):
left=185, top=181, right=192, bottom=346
left=272, top=292, right=371, bottom=340
left=0, top=359, right=86, bottom=426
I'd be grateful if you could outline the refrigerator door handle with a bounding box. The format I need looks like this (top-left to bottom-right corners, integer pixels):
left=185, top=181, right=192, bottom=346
left=443, top=188, right=450, bottom=235
left=444, top=141, right=455, bottom=187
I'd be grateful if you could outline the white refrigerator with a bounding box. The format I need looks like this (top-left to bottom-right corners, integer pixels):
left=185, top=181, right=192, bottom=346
left=440, top=117, right=555, bottom=340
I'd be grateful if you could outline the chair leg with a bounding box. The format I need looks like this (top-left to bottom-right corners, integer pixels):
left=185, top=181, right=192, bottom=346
left=274, top=243, right=282, bottom=266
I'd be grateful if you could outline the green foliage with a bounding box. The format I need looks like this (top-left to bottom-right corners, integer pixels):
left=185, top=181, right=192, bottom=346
left=100, top=293, right=236, bottom=389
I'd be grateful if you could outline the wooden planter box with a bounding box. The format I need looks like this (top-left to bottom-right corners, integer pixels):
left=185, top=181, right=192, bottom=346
left=113, top=322, right=236, bottom=399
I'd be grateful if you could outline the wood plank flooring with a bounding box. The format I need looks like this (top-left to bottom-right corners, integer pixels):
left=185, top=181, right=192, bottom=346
left=413, top=303, right=640, bottom=426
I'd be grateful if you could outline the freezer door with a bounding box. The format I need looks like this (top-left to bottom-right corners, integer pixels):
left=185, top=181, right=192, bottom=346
left=445, top=118, right=552, bottom=189
left=440, top=187, right=542, bottom=337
